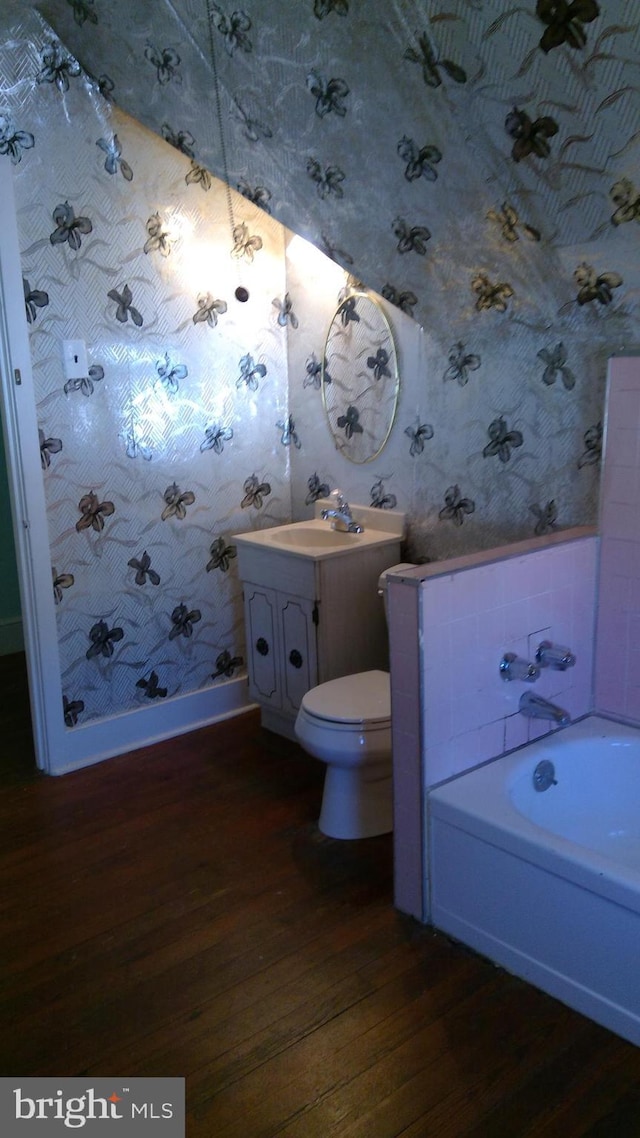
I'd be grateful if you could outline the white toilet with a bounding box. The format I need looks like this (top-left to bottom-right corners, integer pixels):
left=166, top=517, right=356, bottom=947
left=294, top=564, right=414, bottom=840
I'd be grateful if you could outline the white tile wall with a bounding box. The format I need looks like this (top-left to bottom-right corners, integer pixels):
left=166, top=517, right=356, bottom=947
left=390, top=530, right=598, bottom=920
left=595, top=355, right=640, bottom=722
left=389, top=530, right=598, bottom=796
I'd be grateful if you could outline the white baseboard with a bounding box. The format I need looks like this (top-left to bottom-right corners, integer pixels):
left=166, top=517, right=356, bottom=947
left=0, top=616, right=23, bottom=656
left=51, top=673, right=257, bottom=774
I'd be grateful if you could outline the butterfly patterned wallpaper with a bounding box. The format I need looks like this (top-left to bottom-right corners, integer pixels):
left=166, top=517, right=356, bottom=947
left=1, top=1, right=639, bottom=732
left=29, top=0, right=639, bottom=559
left=2, top=6, right=297, bottom=727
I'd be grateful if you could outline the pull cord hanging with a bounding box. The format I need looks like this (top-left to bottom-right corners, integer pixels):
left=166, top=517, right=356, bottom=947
left=205, top=0, right=249, bottom=302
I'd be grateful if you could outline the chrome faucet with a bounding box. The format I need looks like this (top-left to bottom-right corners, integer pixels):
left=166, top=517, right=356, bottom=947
left=320, top=492, right=363, bottom=533
left=500, top=653, right=540, bottom=683
left=536, top=640, right=576, bottom=670
left=519, top=691, right=570, bottom=726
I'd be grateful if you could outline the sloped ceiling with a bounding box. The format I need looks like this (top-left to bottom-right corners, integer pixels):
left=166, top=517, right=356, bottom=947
left=35, top=0, right=639, bottom=338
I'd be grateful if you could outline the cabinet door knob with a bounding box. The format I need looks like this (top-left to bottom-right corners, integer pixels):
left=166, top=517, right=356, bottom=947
left=289, top=649, right=303, bottom=669
left=256, top=637, right=269, bottom=656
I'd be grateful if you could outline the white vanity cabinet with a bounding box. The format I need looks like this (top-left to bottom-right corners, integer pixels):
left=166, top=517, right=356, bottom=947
left=242, top=582, right=318, bottom=722
left=234, top=513, right=404, bottom=738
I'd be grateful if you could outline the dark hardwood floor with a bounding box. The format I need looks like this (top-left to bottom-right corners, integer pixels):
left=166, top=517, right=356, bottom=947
left=1, top=650, right=640, bottom=1136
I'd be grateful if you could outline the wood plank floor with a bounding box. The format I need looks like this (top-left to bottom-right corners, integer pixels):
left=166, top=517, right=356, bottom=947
left=1, top=650, right=640, bottom=1136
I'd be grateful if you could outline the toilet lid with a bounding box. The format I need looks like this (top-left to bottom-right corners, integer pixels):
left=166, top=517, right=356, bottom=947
left=301, top=670, right=391, bottom=725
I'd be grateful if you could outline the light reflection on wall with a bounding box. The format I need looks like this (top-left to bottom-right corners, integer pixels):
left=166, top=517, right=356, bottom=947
left=286, top=234, right=346, bottom=296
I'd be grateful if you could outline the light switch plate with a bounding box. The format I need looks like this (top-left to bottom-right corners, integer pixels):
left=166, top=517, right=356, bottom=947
left=62, top=339, right=88, bottom=380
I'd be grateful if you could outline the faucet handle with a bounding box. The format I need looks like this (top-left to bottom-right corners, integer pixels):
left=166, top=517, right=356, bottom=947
left=500, top=653, right=541, bottom=683
left=536, top=640, right=576, bottom=670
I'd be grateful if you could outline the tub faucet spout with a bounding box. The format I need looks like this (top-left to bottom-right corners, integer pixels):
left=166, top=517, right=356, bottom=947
left=519, top=691, right=570, bottom=726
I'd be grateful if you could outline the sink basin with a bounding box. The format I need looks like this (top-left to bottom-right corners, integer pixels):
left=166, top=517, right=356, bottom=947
left=268, top=525, right=359, bottom=550
left=234, top=507, right=405, bottom=561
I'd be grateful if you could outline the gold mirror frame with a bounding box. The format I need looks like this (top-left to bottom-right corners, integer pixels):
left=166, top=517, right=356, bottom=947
left=321, top=292, right=400, bottom=464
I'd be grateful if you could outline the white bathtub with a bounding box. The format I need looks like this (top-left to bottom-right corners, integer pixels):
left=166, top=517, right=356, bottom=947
left=429, top=715, right=640, bottom=1046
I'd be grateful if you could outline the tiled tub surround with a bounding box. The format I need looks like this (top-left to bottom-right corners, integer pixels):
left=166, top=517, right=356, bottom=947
left=387, top=528, right=598, bottom=919
left=596, top=356, right=640, bottom=724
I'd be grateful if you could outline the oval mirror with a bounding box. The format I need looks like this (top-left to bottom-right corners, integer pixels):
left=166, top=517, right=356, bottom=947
left=322, top=292, right=400, bottom=464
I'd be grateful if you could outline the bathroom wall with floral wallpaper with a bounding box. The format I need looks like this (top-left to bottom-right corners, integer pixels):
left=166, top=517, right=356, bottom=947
left=29, top=0, right=640, bottom=567
left=2, top=7, right=296, bottom=727
left=1, top=0, right=639, bottom=740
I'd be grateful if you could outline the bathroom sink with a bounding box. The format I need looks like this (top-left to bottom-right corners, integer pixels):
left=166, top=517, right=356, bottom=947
left=234, top=505, right=405, bottom=562
left=268, top=525, right=360, bottom=550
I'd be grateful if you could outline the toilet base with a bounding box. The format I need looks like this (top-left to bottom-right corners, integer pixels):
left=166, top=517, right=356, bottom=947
left=318, top=763, right=393, bottom=840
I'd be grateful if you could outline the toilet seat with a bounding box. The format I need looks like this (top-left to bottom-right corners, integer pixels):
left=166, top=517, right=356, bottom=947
left=300, top=670, right=390, bottom=728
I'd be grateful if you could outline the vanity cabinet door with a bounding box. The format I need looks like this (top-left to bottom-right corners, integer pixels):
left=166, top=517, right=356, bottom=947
left=244, top=584, right=282, bottom=708
left=243, top=585, right=319, bottom=716
left=280, top=596, right=318, bottom=715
